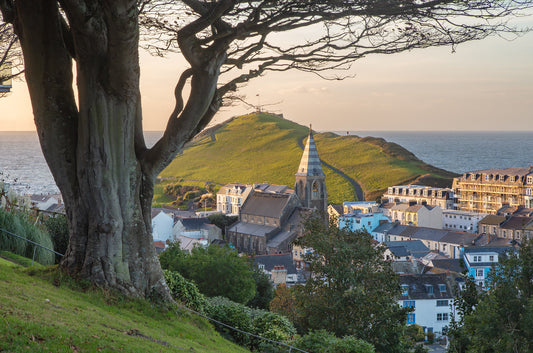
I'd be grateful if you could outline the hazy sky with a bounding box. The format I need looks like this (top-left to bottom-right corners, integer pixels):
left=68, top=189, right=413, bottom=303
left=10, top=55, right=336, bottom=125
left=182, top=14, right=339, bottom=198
left=2, top=25, right=532, bottom=132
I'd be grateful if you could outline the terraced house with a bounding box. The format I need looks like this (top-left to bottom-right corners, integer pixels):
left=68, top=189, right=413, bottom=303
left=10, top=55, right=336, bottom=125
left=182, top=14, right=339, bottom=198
left=453, top=167, right=533, bottom=214
left=383, top=185, right=454, bottom=209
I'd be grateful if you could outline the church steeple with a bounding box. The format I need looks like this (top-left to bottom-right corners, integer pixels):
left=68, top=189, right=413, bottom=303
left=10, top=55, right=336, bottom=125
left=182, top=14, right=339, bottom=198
left=295, top=125, right=327, bottom=214
left=296, top=125, right=325, bottom=177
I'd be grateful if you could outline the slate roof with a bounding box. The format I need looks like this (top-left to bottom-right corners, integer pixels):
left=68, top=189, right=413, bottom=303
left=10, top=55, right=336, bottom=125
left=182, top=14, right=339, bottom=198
left=468, top=168, right=532, bottom=176
left=228, top=221, right=277, bottom=237
left=388, top=246, right=410, bottom=257
left=267, top=230, right=295, bottom=249
left=253, top=184, right=293, bottom=194
left=241, top=192, right=291, bottom=218
left=384, top=240, right=430, bottom=257
left=430, top=259, right=464, bottom=274
left=372, top=221, right=398, bottom=234
left=179, top=217, right=211, bottom=230
left=479, top=215, right=506, bottom=226
left=151, top=208, right=173, bottom=219
left=440, top=231, right=478, bottom=245
left=295, top=130, right=325, bottom=177
left=500, top=216, right=533, bottom=230
left=399, top=273, right=453, bottom=300
left=253, top=253, right=297, bottom=274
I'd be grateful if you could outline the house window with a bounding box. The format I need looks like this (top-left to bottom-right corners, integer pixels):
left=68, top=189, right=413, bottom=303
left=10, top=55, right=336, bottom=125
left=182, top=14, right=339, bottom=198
left=436, top=300, right=449, bottom=307
left=439, top=284, right=447, bottom=293
left=407, top=313, right=415, bottom=325
left=473, top=255, right=481, bottom=262
left=425, top=285, right=434, bottom=294
left=401, top=285, right=409, bottom=296
left=489, top=255, right=494, bottom=262
left=437, top=313, right=449, bottom=321
left=476, top=269, right=484, bottom=277
left=403, top=300, right=415, bottom=308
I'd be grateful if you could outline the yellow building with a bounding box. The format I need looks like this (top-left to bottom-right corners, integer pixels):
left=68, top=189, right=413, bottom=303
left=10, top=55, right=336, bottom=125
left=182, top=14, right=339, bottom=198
left=453, top=168, right=533, bottom=214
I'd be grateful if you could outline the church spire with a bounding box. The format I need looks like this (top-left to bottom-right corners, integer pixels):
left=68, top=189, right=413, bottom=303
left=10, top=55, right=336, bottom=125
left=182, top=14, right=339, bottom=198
left=295, top=125, right=327, bottom=214
left=296, top=126, right=325, bottom=177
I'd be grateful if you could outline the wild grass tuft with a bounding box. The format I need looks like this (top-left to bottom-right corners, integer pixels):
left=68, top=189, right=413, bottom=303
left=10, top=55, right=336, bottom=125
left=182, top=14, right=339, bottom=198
left=0, top=208, right=55, bottom=265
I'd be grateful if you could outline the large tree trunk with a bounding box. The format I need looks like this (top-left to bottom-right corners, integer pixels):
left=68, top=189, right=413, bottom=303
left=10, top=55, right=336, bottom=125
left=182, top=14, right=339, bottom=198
left=11, top=0, right=174, bottom=298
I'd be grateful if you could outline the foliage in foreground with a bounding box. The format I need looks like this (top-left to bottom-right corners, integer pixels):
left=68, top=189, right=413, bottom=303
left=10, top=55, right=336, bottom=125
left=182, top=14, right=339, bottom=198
left=205, top=296, right=296, bottom=351
left=448, top=241, right=533, bottom=353
left=163, top=269, right=208, bottom=314
left=159, top=243, right=256, bottom=304
left=294, top=216, right=409, bottom=352
left=0, top=208, right=54, bottom=265
left=293, top=329, right=375, bottom=353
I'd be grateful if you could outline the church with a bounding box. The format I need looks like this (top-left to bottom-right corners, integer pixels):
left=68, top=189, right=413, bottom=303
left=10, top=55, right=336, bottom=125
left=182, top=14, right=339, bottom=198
left=226, top=128, right=327, bottom=255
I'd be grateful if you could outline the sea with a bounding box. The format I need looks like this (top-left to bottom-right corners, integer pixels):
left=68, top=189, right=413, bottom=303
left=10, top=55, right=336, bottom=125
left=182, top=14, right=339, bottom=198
left=1, top=130, right=532, bottom=195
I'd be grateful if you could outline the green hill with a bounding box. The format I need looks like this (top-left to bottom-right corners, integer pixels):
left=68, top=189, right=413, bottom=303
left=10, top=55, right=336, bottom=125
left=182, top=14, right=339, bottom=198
left=0, top=258, right=248, bottom=353
left=159, top=113, right=457, bottom=204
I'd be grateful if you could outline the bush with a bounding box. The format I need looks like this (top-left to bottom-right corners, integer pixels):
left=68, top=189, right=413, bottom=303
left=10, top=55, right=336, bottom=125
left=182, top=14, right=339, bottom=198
left=163, top=270, right=208, bottom=313
left=251, top=310, right=296, bottom=340
left=405, top=324, right=426, bottom=343
left=43, top=215, right=69, bottom=263
left=294, top=330, right=374, bottom=353
left=0, top=208, right=55, bottom=265
left=206, top=296, right=252, bottom=347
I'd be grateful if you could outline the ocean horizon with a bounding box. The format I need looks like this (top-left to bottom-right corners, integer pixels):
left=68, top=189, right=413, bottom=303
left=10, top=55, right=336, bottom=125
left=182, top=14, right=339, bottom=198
left=1, top=130, right=532, bottom=194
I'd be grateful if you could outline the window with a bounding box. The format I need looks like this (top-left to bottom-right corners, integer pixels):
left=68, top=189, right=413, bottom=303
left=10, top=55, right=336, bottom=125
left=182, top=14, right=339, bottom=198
left=528, top=176, right=533, bottom=184
left=485, top=174, right=490, bottom=181
left=476, top=269, right=484, bottom=277
left=401, top=285, right=409, bottom=296
left=407, top=313, right=415, bottom=325
left=425, top=285, right=433, bottom=294
left=403, top=300, right=415, bottom=308
left=437, top=300, right=449, bottom=307
left=473, top=255, right=481, bottom=262
left=439, top=284, right=447, bottom=293
left=489, top=255, right=494, bottom=262
left=437, top=313, right=449, bottom=321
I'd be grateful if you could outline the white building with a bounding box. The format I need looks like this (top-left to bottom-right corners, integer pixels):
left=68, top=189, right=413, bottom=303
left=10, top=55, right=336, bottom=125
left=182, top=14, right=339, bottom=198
left=383, top=185, right=454, bottom=209
left=151, top=209, right=174, bottom=244
left=390, top=203, right=443, bottom=229
left=399, top=273, right=454, bottom=338
left=442, top=209, right=487, bottom=233
left=216, top=183, right=253, bottom=215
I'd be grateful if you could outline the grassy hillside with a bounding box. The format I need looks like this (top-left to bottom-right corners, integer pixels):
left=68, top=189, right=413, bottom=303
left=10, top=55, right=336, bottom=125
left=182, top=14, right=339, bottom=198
left=159, top=113, right=456, bottom=204
left=0, top=258, right=248, bottom=353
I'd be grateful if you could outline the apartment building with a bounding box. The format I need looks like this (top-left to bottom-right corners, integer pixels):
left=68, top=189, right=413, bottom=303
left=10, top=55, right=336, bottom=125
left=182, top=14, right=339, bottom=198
left=453, top=167, right=533, bottom=214
left=383, top=185, right=454, bottom=209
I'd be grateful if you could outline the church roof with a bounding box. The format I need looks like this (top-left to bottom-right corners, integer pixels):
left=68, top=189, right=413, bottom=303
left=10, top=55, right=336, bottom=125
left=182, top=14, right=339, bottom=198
left=241, top=192, right=292, bottom=218
left=295, top=129, right=324, bottom=177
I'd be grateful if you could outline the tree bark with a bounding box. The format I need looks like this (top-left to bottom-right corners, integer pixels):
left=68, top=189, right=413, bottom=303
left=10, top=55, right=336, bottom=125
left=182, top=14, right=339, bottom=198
left=11, top=0, right=171, bottom=299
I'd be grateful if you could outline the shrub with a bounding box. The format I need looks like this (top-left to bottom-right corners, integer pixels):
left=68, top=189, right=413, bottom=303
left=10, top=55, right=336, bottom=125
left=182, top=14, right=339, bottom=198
left=163, top=270, right=208, bottom=313
left=251, top=310, right=296, bottom=351
left=294, top=330, right=374, bottom=353
left=43, top=215, right=69, bottom=263
left=0, top=208, right=55, bottom=265
left=206, top=296, right=252, bottom=347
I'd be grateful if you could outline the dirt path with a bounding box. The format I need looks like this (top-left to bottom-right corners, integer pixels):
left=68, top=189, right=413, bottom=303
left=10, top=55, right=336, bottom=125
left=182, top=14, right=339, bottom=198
left=298, top=137, right=364, bottom=202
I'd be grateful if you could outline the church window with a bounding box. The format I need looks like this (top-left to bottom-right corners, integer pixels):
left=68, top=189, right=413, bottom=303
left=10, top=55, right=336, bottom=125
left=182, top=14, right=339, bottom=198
left=312, top=181, right=320, bottom=199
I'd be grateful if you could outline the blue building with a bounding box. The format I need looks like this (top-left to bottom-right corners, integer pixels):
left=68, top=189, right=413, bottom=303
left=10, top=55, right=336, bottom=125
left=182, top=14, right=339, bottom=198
left=462, top=246, right=513, bottom=288
left=338, top=209, right=390, bottom=233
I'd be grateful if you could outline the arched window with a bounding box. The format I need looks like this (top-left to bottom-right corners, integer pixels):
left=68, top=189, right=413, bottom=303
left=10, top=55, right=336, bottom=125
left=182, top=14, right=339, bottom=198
left=312, top=181, right=320, bottom=199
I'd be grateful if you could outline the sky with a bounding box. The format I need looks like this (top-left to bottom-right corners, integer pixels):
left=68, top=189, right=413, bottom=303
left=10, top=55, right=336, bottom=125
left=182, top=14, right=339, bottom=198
left=1, top=20, right=533, bottom=132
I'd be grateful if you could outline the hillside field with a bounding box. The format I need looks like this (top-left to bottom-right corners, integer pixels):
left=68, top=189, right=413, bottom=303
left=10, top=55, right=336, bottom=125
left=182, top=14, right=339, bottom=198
left=158, top=113, right=456, bottom=205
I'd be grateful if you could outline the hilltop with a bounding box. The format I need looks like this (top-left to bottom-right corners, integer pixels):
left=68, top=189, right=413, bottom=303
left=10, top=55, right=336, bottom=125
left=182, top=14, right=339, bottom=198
left=0, top=256, right=248, bottom=353
left=159, top=113, right=457, bottom=204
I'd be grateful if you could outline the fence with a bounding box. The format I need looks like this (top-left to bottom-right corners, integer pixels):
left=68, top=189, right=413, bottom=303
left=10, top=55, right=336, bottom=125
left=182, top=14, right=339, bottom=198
left=0, top=227, right=64, bottom=265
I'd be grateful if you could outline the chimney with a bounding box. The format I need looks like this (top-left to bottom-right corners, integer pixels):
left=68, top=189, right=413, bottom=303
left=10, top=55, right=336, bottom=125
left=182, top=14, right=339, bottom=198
left=271, top=265, right=287, bottom=285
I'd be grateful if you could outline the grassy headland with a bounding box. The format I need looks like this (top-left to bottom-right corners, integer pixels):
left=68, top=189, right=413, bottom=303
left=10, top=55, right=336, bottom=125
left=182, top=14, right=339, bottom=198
left=0, top=259, right=248, bottom=353
left=158, top=113, right=457, bottom=204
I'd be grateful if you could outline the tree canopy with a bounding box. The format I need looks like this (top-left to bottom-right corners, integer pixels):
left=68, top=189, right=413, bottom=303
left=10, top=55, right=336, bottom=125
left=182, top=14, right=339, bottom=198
left=160, top=243, right=256, bottom=304
left=448, top=242, right=533, bottom=353
left=293, top=216, right=409, bottom=352
left=0, top=0, right=532, bottom=297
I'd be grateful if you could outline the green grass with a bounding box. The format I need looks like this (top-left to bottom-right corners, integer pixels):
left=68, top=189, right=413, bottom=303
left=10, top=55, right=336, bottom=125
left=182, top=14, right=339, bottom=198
left=157, top=112, right=456, bottom=204
left=0, top=262, right=249, bottom=353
